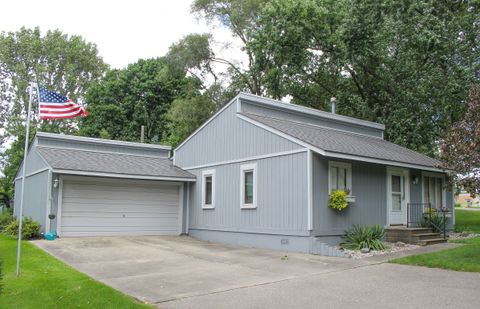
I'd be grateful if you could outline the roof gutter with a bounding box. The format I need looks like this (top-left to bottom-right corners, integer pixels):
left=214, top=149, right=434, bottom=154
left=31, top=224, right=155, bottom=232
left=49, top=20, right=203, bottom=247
left=52, top=169, right=196, bottom=182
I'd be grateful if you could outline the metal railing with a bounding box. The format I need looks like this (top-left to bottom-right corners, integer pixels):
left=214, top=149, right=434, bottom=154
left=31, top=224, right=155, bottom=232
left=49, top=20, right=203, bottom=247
left=407, top=202, right=448, bottom=239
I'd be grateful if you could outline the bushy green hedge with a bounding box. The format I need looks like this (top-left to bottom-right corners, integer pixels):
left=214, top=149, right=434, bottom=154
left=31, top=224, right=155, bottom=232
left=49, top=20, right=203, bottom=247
left=342, top=224, right=386, bottom=250
left=4, top=217, right=41, bottom=240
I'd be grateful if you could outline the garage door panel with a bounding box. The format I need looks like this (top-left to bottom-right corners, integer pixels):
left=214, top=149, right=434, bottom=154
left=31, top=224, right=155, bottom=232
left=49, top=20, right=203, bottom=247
left=61, top=178, right=181, bottom=236
left=64, top=184, right=179, bottom=195
left=62, top=215, right=178, bottom=223
left=62, top=199, right=179, bottom=209
left=62, top=210, right=179, bottom=217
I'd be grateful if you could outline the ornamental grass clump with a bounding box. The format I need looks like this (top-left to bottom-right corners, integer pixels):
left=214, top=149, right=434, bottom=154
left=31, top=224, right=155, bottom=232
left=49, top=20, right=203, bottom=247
left=329, top=190, right=348, bottom=211
left=342, top=224, right=386, bottom=251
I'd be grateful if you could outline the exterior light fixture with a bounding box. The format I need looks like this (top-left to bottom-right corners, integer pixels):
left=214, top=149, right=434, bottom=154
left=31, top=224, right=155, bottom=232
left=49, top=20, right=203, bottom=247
left=53, top=178, right=59, bottom=188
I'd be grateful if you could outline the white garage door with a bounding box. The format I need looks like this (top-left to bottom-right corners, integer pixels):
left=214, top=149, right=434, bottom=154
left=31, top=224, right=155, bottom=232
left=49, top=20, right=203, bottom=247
left=60, top=177, right=181, bottom=237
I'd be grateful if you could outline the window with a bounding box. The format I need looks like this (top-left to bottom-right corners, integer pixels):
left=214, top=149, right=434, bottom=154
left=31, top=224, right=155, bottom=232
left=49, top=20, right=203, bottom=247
left=423, top=175, right=444, bottom=209
left=328, top=161, right=352, bottom=193
left=202, top=170, right=215, bottom=209
left=240, top=163, right=257, bottom=208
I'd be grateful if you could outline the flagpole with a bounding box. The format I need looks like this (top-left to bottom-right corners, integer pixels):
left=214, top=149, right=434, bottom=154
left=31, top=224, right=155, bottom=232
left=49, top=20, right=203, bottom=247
left=16, top=82, right=35, bottom=277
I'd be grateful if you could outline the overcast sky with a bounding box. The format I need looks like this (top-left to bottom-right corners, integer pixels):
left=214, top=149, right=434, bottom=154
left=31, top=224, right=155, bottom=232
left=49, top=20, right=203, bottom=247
left=0, top=0, right=244, bottom=69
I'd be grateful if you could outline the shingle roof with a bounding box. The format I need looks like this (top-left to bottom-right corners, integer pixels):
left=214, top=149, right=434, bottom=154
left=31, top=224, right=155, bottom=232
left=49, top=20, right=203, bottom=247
left=36, top=146, right=195, bottom=180
left=242, top=113, right=442, bottom=168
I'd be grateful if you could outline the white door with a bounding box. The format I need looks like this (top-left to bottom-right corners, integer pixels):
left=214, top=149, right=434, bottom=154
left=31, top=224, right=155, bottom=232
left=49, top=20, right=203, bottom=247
left=60, top=177, right=180, bottom=237
left=387, top=169, right=409, bottom=225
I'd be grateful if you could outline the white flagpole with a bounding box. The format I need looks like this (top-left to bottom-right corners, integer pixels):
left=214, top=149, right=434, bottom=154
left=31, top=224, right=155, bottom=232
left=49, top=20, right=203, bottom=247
left=16, top=82, right=35, bottom=277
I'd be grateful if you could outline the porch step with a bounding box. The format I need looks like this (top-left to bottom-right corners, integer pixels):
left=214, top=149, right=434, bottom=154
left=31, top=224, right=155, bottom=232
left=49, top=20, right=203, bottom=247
left=385, top=227, right=446, bottom=245
left=411, top=233, right=443, bottom=241
left=417, top=238, right=448, bottom=246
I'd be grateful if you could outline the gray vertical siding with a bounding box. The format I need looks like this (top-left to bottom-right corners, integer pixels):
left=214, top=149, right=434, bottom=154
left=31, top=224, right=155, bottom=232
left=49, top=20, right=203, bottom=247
left=311, top=154, right=387, bottom=236
left=13, top=170, right=49, bottom=232
left=175, top=101, right=304, bottom=168
left=188, top=151, right=309, bottom=236
left=240, top=99, right=384, bottom=138
left=409, top=169, right=423, bottom=204
left=16, top=140, right=50, bottom=176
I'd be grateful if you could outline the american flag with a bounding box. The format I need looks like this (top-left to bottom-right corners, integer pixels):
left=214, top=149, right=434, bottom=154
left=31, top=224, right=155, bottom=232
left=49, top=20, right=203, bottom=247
left=38, top=86, right=88, bottom=120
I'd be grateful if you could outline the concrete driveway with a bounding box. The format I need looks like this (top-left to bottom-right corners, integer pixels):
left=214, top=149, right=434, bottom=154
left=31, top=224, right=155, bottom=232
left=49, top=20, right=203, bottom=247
left=34, top=236, right=480, bottom=309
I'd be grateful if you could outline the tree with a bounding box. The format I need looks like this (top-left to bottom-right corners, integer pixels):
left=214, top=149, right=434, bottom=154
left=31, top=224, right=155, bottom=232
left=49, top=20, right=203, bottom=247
left=441, top=85, right=480, bottom=196
left=246, top=0, right=479, bottom=156
left=164, top=95, right=216, bottom=147
left=0, top=27, right=108, bottom=207
left=79, top=58, right=203, bottom=143
left=191, top=0, right=271, bottom=95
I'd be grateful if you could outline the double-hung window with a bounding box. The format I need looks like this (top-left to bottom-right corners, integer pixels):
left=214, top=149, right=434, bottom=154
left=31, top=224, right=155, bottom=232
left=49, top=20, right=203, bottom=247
left=202, top=169, right=215, bottom=209
left=328, top=161, right=352, bottom=194
left=423, top=174, right=445, bottom=209
left=240, top=164, right=257, bottom=209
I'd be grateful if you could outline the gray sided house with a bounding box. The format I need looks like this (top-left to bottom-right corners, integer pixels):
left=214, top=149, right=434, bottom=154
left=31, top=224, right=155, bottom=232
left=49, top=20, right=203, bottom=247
left=15, top=93, right=453, bottom=256
left=174, top=93, right=454, bottom=255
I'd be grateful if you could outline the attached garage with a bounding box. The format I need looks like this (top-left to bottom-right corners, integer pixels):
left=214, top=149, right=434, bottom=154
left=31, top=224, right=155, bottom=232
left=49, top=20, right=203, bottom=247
left=60, top=177, right=182, bottom=237
left=15, top=132, right=195, bottom=236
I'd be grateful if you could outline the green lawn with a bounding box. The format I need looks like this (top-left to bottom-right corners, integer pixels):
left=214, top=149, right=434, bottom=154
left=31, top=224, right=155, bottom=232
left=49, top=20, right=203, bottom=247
left=455, top=209, right=480, bottom=233
left=390, top=209, right=480, bottom=272
left=0, top=235, right=152, bottom=308
left=391, top=237, right=480, bottom=272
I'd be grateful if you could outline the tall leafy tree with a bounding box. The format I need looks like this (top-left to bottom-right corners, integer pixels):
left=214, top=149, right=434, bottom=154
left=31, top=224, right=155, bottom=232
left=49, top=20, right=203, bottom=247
left=441, top=84, right=480, bottom=196
left=191, top=0, right=271, bottom=95
left=79, top=58, right=203, bottom=143
left=247, top=0, right=479, bottom=156
left=0, top=27, right=108, bottom=207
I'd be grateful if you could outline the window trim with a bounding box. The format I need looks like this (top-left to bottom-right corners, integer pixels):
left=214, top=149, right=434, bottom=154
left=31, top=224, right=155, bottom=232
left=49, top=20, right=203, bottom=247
left=421, top=171, right=446, bottom=209
left=328, top=161, right=352, bottom=194
left=240, top=163, right=257, bottom=209
left=202, top=169, right=215, bottom=209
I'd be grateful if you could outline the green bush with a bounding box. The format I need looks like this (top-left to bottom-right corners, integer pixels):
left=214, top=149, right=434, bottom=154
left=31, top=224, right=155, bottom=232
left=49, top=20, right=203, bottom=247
left=419, top=212, right=448, bottom=233
left=4, top=217, right=41, bottom=240
left=329, top=190, right=348, bottom=211
left=0, top=211, right=14, bottom=231
left=341, top=224, right=386, bottom=250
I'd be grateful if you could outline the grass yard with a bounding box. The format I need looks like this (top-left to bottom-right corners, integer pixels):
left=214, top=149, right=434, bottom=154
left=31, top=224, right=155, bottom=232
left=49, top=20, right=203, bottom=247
left=0, top=235, right=152, bottom=308
left=455, top=209, right=480, bottom=233
left=391, top=209, right=480, bottom=272
left=391, top=237, right=480, bottom=272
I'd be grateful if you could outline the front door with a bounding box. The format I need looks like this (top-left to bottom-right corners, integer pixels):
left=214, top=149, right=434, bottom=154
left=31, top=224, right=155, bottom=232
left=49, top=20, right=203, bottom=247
left=387, top=168, right=409, bottom=225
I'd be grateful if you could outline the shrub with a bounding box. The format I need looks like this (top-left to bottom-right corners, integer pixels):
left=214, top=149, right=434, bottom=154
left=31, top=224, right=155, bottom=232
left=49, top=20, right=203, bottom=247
left=4, top=217, right=41, bottom=240
left=341, top=224, right=386, bottom=250
left=420, top=212, right=448, bottom=233
left=329, top=190, right=348, bottom=211
left=0, top=211, right=14, bottom=231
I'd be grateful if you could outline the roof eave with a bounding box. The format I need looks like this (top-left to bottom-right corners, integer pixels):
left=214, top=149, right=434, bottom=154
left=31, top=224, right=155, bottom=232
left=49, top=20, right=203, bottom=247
left=52, top=169, right=196, bottom=182
left=319, top=150, right=448, bottom=173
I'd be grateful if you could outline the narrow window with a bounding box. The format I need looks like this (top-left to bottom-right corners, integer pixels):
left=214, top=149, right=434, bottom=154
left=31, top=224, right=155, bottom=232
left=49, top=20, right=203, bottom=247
left=244, top=171, right=254, bottom=204
left=423, top=175, right=445, bottom=209
left=240, top=164, right=257, bottom=209
left=202, top=170, right=215, bottom=209
left=205, top=176, right=212, bottom=205
left=328, top=161, right=352, bottom=193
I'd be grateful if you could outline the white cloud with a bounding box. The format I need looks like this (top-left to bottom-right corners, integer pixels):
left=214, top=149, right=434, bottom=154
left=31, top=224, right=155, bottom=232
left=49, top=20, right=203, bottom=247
left=0, top=0, right=245, bottom=69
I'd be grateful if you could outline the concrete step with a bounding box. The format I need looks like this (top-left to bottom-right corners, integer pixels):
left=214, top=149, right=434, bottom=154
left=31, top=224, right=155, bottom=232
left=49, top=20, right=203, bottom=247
left=412, top=233, right=444, bottom=241
left=417, top=238, right=448, bottom=246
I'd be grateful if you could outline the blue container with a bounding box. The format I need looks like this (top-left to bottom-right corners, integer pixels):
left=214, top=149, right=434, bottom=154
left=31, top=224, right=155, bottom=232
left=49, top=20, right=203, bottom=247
left=44, top=232, right=57, bottom=241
